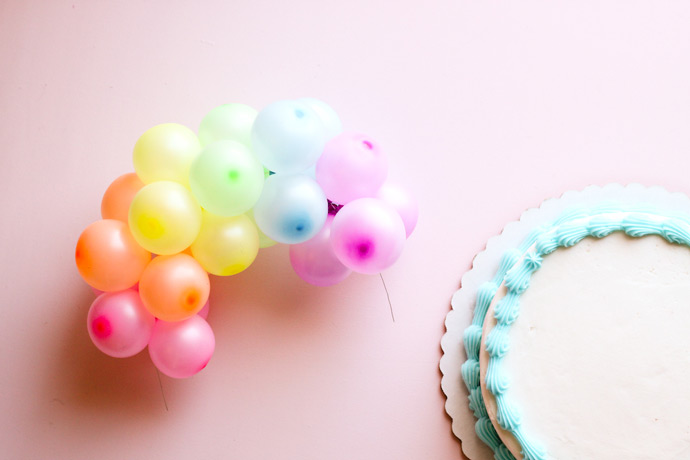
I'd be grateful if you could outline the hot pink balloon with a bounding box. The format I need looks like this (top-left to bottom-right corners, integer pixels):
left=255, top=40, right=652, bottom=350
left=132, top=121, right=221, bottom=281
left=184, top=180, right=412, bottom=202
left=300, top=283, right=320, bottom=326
left=375, top=182, right=418, bottom=238
left=330, top=198, right=406, bottom=275
left=148, top=316, right=215, bottom=379
left=315, top=132, right=387, bottom=205
left=289, top=215, right=351, bottom=286
left=87, top=290, right=156, bottom=358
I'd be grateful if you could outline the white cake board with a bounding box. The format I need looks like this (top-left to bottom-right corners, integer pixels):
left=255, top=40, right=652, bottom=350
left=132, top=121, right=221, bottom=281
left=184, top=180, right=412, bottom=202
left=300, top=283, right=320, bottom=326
left=440, top=183, right=690, bottom=460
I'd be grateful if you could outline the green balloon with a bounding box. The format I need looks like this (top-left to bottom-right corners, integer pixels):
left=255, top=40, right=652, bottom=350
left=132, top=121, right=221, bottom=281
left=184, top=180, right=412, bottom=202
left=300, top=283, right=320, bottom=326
left=189, top=140, right=265, bottom=217
left=198, top=103, right=258, bottom=148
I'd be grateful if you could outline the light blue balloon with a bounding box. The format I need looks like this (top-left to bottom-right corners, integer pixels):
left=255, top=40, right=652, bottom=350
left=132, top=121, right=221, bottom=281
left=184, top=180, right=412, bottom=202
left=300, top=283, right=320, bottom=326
left=299, top=98, right=342, bottom=141
left=251, top=100, right=327, bottom=174
left=253, top=173, right=328, bottom=244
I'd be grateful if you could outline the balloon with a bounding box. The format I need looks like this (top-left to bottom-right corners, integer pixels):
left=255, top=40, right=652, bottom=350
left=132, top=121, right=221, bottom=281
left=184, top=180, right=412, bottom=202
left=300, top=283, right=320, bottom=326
left=289, top=215, right=351, bottom=286
left=132, top=123, right=201, bottom=187
left=101, top=173, right=144, bottom=222
left=197, top=299, right=210, bottom=320
left=253, top=173, right=328, bottom=244
left=315, top=132, right=388, bottom=205
left=190, top=211, right=260, bottom=276
left=251, top=100, right=327, bottom=174
left=189, top=140, right=264, bottom=217
left=148, top=315, right=215, bottom=379
left=76, top=220, right=151, bottom=291
left=299, top=98, right=342, bottom=141
left=87, top=290, right=155, bottom=358
left=330, top=198, right=406, bottom=274
left=128, top=181, right=202, bottom=255
left=138, top=253, right=210, bottom=322
left=198, top=103, right=257, bottom=148
left=246, top=209, right=277, bottom=248
left=375, top=182, right=418, bottom=238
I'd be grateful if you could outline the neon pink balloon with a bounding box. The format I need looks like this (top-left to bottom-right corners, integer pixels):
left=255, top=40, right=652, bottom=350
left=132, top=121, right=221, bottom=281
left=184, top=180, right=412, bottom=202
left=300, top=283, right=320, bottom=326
left=197, top=299, right=210, bottom=319
left=148, top=316, right=215, bottom=379
left=330, top=198, right=406, bottom=275
left=375, top=182, right=418, bottom=238
left=315, top=132, right=387, bottom=205
left=289, top=215, right=351, bottom=286
left=87, top=290, right=156, bottom=358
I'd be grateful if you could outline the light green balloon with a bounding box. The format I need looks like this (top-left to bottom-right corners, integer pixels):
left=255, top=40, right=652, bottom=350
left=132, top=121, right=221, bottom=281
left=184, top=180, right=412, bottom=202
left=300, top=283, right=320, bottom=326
left=189, top=140, right=264, bottom=217
left=198, top=103, right=258, bottom=148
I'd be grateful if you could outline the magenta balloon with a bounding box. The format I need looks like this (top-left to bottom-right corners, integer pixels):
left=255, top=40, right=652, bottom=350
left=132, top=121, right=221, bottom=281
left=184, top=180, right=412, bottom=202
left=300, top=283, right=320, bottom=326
left=197, top=299, right=210, bottom=319
left=289, top=215, right=351, bottom=286
left=315, top=132, right=387, bottom=205
left=87, top=290, right=156, bottom=358
left=375, top=182, right=418, bottom=238
left=148, top=316, right=215, bottom=379
left=330, top=198, right=406, bottom=274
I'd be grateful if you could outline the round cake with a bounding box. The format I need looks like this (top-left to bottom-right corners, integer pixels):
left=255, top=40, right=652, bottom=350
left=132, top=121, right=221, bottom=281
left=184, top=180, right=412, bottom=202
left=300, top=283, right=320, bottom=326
left=462, top=205, right=690, bottom=459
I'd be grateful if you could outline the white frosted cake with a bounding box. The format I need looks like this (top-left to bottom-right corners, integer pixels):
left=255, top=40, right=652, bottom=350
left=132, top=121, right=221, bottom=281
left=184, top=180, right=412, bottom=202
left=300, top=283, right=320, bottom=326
left=462, top=206, right=690, bottom=460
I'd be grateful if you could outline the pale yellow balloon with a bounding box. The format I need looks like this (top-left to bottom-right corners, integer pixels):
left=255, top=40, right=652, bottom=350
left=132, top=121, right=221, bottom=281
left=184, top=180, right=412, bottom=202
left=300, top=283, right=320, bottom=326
left=246, top=209, right=277, bottom=248
left=129, top=181, right=202, bottom=255
left=132, top=123, right=201, bottom=187
left=191, top=211, right=260, bottom=276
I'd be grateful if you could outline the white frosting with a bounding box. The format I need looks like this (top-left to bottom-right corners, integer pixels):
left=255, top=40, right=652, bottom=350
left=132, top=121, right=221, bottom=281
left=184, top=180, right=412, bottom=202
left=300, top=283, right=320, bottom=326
left=483, top=233, right=690, bottom=459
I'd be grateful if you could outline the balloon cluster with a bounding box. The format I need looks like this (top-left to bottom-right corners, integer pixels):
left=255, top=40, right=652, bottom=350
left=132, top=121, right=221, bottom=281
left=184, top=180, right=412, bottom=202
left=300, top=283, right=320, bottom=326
left=75, top=98, right=418, bottom=378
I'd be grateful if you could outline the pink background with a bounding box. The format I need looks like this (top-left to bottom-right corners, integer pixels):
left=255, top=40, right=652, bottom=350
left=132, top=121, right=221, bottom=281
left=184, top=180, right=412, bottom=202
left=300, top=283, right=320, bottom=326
left=2, top=1, right=690, bottom=459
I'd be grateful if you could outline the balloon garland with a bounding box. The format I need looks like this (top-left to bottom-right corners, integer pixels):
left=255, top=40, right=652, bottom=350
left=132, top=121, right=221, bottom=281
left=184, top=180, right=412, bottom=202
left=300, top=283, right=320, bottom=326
left=75, top=99, right=418, bottom=378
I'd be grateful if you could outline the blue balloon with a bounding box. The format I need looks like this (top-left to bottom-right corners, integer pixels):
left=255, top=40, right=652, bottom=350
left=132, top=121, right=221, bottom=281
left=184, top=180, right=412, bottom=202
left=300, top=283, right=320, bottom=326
left=299, top=98, right=342, bottom=141
left=253, top=174, right=328, bottom=244
left=251, top=100, right=328, bottom=174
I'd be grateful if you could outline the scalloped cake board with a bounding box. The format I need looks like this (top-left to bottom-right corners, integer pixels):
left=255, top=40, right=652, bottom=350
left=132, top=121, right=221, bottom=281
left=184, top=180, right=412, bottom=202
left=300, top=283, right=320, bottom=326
left=440, top=183, right=690, bottom=460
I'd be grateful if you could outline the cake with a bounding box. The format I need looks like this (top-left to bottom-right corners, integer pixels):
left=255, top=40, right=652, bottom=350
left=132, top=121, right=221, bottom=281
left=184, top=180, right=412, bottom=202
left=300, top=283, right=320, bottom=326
left=461, top=205, right=690, bottom=459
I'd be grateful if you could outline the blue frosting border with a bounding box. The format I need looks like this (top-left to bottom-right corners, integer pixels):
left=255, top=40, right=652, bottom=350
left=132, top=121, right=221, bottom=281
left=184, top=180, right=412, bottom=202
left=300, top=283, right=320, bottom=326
left=461, top=205, right=690, bottom=460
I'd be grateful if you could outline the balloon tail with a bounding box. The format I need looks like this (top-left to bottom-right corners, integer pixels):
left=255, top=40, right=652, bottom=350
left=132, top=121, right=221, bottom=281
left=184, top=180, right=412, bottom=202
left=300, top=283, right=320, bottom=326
left=155, top=367, right=169, bottom=411
left=380, top=273, right=395, bottom=323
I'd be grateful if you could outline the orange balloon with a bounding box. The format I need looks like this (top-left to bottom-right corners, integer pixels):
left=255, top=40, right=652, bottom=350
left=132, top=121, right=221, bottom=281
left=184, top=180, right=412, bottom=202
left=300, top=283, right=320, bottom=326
left=139, top=254, right=210, bottom=322
left=101, top=173, right=145, bottom=222
left=76, top=220, right=151, bottom=291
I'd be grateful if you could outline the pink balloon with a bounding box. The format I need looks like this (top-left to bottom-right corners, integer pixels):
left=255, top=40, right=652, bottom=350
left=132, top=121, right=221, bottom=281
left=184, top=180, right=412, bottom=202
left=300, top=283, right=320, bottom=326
left=197, top=299, right=210, bottom=319
left=330, top=198, right=406, bottom=274
left=148, top=316, right=215, bottom=379
left=87, top=290, right=156, bottom=358
left=315, top=132, right=387, bottom=205
left=289, top=215, right=351, bottom=286
left=375, top=182, right=418, bottom=238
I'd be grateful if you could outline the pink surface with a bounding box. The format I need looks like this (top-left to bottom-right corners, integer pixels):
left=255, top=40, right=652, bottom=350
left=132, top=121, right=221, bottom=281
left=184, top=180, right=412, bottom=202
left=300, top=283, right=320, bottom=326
left=2, top=1, right=690, bottom=459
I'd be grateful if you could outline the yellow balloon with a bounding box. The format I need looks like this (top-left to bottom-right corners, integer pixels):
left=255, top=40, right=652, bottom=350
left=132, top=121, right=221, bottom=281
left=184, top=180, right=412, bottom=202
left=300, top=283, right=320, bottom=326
left=132, top=123, right=201, bottom=187
left=191, top=211, right=260, bottom=276
left=129, top=181, right=202, bottom=255
left=247, top=209, right=277, bottom=248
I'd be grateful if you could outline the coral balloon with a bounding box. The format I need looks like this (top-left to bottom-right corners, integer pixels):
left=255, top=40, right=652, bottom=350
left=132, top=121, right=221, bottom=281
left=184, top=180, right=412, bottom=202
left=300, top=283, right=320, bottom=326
left=197, top=299, right=210, bottom=320
left=87, top=290, right=155, bottom=358
left=289, top=215, right=351, bottom=286
left=76, top=220, right=151, bottom=291
left=139, top=254, right=210, bottom=322
left=299, top=98, right=342, bottom=141
left=132, top=123, right=201, bottom=187
left=251, top=100, right=327, bottom=174
left=189, top=140, right=265, bottom=217
left=198, top=103, right=257, bottom=148
left=375, top=182, right=418, bottom=238
left=191, top=211, right=260, bottom=276
left=330, top=198, right=406, bottom=274
left=101, top=173, right=144, bottom=222
left=253, top=173, right=328, bottom=244
left=128, top=181, right=202, bottom=255
left=148, top=316, right=215, bottom=379
left=315, top=133, right=388, bottom=205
